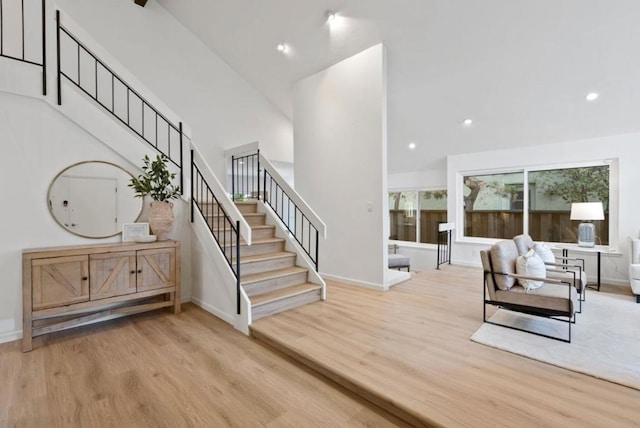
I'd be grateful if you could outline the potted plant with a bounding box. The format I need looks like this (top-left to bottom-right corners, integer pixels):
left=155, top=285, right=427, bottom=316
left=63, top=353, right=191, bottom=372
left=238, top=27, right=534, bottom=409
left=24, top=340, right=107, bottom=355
left=129, top=154, right=181, bottom=240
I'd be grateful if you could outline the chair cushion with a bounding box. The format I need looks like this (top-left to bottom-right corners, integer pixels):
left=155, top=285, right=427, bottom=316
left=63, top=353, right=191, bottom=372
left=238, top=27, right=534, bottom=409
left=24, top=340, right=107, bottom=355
left=516, top=249, right=546, bottom=291
left=495, top=282, right=576, bottom=315
left=513, top=234, right=535, bottom=256
left=490, top=240, right=519, bottom=290
left=548, top=269, right=587, bottom=291
left=533, top=242, right=556, bottom=264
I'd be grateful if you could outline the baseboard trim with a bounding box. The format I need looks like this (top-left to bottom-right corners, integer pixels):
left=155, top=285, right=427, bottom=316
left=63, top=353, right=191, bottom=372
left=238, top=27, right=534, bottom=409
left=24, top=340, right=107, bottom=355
left=320, top=273, right=386, bottom=291
left=0, top=329, right=22, bottom=345
left=190, top=296, right=234, bottom=324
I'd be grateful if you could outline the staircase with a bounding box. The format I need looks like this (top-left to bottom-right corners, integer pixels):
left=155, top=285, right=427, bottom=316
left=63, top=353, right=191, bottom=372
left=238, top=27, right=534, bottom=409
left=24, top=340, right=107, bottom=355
left=3, top=3, right=326, bottom=332
left=232, top=201, right=322, bottom=320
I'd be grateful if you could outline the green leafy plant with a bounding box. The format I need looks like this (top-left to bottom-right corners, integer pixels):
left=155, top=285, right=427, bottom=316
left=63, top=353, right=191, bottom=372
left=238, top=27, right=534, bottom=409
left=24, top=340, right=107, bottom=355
left=129, top=154, right=181, bottom=202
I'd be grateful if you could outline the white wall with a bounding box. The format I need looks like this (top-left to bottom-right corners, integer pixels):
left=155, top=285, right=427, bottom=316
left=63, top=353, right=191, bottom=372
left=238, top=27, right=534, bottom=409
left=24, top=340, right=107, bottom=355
left=0, top=91, right=192, bottom=343
left=387, top=169, right=446, bottom=191
left=447, top=133, right=640, bottom=286
left=54, top=0, right=293, bottom=175
left=293, top=44, right=390, bottom=289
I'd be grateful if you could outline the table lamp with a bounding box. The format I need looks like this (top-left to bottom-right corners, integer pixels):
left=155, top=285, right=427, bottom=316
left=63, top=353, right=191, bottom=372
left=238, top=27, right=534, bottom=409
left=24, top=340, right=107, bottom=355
left=570, top=202, right=604, bottom=247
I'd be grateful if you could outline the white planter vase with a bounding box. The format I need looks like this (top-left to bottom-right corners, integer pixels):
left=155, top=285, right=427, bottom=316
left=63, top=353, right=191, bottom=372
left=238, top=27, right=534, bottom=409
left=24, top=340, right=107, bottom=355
left=148, top=201, right=174, bottom=241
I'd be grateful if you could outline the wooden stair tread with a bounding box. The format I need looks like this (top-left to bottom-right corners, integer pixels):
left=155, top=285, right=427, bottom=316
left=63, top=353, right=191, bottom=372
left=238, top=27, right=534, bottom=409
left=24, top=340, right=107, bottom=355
left=219, top=237, right=285, bottom=249
left=251, top=283, right=321, bottom=307
left=240, top=252, right=295, bottom=264
left=241, top=266, right=308, bottom=284
left=203, top=212, right=265, bottom=218
left=207, top=224, right=273, bottom=232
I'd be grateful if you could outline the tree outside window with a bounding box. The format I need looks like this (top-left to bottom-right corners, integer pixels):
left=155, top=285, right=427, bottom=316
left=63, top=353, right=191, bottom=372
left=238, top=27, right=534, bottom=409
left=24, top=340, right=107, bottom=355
left=463, top=165, right=609, bottom=244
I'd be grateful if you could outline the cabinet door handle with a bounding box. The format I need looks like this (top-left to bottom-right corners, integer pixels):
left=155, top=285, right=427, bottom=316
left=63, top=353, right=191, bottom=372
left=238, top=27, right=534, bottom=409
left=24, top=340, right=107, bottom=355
left=130, top=270, right=136, bottom=274
left=137, top=269, right=142, bottom=274
left=82, top=276, right=88, bottom=281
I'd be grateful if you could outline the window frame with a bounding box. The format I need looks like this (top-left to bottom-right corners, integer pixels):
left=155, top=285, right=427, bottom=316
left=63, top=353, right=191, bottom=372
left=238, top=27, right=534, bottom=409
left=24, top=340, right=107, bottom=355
left=456, top=160, right=615, bottom=247
left=388, top=187, right=448, bottom=247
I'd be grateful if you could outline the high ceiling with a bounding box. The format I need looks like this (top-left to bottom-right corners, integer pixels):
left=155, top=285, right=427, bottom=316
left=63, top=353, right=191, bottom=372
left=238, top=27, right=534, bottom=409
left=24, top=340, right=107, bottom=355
left=156, top=0, right=640, bottom=173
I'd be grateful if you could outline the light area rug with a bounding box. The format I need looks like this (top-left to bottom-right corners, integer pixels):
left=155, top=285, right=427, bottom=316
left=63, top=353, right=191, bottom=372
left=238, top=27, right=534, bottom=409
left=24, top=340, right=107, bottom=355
left=471, top=291, right=640, bottom=391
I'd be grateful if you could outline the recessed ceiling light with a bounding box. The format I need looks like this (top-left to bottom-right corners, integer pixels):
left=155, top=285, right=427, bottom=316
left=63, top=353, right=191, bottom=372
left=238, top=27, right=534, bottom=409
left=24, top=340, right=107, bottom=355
left=408, top=142, right=416, bottom=149
left=276, top=43, right=288, bottom=53
left=463, top=119, right=473, bottom=126
left=586, top=92, right=599, bottom=101
left=326, top=10, right=336, bottom=22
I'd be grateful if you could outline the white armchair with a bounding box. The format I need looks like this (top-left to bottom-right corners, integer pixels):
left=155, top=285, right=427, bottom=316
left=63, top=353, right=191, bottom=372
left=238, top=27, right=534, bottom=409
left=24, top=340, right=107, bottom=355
left=629, top=238, right=640, bottom=303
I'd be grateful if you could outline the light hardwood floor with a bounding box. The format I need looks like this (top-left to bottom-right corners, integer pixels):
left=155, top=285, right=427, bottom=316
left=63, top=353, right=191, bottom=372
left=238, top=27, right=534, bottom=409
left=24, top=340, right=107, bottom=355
left=0, top=304, right=408, bottom=427
left=251, top=265, right=640, bottom=428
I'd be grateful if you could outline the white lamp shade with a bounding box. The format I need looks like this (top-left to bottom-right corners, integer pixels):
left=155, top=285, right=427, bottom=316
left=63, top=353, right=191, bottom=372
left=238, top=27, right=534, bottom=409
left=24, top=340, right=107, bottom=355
left=570, top=202, right=604, bottom=221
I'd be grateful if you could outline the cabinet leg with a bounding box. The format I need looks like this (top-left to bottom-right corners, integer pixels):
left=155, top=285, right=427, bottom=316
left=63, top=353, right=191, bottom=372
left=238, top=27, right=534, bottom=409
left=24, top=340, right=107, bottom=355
left=22, top=332, right=32, bottom=352
left=173, top=292, right=181, bottom=314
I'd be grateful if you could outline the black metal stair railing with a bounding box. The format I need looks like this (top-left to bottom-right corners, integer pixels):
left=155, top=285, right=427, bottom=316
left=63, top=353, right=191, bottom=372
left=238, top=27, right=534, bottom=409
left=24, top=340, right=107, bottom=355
left=436, top=222, right=453, bottom=269
left=0, top=0, right=47, bottom=94
left=55, top=10, right=183, bottom=192
left=192, top=150, right=242, bottom=315
left=232, top=151, right=320, bottom=271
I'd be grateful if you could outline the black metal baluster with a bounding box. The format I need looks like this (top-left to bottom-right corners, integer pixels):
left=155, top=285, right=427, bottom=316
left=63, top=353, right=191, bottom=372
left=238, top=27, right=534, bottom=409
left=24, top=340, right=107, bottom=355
left=21, top=0, right=24, bottom=60
left=1, top=0, right=4, bottom=56
left=41, top=0, right=46, bottom=95
left=236, top=221, right=241, bottom=315
left=179, top=122, right=183, bottom=194
left=55, top=10, right=60, bottom=105
left=190, top=150, right=194, bottom=223
left=231, top=156, right=235, bottom=201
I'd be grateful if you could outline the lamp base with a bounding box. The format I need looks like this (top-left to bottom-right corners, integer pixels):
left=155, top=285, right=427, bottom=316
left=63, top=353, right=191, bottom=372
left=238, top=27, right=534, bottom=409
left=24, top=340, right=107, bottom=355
left=578, top=222, right=595, bottom=247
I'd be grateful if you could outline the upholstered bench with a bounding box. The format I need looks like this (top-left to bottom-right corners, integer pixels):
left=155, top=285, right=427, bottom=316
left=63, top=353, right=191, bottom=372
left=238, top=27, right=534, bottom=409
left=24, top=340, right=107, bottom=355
left=388, top=254, right=410, bottom=271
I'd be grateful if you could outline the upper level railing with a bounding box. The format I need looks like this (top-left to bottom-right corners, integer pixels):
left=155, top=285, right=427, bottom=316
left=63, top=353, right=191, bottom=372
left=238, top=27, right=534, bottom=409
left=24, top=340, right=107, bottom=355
left=192, top=149, right=242, bottom=314
left=55, top=10, right=183, bottom=192
left=231, top=151, right=326, bottom=271
left=0, top=0, right=46, bottom=94
left=436, top=222, right=454, bottom=269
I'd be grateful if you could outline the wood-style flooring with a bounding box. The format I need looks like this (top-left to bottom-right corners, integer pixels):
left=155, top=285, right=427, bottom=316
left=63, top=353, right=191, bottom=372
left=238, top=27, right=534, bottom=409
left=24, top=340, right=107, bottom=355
left=0, top=304, right=408, bottom=427
left=251, top=265, right=640, bottom=428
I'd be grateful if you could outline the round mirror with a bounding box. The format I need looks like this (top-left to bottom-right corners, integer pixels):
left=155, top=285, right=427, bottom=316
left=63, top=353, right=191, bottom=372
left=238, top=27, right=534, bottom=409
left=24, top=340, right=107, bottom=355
left=48, top=161, right=143, bottom=238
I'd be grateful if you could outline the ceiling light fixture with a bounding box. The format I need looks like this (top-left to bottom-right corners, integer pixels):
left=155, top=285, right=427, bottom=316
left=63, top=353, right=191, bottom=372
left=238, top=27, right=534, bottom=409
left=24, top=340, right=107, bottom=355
left=586, top=92, right=599, bottom=101
left=463, top=119, right=473, bottom=126
left=277, top=43, right=288, bottom=53
left=409, top=142, right=416, bottom=149
left=326, top=10, right=336, bottom=22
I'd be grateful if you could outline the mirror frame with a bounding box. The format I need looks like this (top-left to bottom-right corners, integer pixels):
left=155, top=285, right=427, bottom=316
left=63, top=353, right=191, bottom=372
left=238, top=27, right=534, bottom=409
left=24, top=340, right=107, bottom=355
left=47, top=160, right=143, bottom=238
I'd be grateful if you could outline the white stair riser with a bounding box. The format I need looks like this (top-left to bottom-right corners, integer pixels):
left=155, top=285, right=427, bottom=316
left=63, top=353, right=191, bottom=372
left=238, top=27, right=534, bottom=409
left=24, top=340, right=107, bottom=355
left=252, top=227, right=276, bottom=240
left=252, top=289, right=321, bottom=320
left=245, top=214, right=266, bottom=226
left=240, top=241, right=284, bottom=257
left=235, top=203, right=258, bottom=214
left=244, top=271, right=309, bottom=297
left=241, top=256, right=295, bottom=276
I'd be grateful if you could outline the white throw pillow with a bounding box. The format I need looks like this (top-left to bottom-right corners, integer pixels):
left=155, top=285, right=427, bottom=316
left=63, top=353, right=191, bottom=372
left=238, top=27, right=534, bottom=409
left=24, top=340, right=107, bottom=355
left=516, top=249, right=546, bottom=291
left=533, top=242, right=555, bottom=264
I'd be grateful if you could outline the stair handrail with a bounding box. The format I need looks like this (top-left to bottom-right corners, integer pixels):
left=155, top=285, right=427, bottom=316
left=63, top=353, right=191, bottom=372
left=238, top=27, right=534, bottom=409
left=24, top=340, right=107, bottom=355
left=191, top=149, right=247, bottom=314
left=231, top=150, right=326, bottom=271
left=261, top=156, right=327, bottom=239
left=55, top=10, right=184, bottom=192
left=0, top=0, right=47, bottom=95
left=192, top=146, right=253, bottom=246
